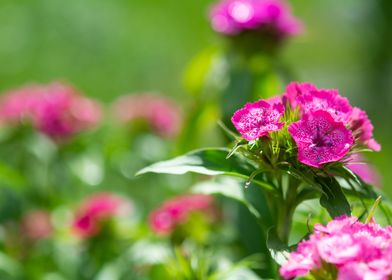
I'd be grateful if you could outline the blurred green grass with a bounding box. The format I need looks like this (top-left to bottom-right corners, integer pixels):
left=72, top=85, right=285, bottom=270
left=0, top=0, right=391, bottom=196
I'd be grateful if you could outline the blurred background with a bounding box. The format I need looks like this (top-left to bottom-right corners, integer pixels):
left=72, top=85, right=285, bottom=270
left=0, top=0, right=390, bottom=189
left=0, top=0, right=391, bottom=279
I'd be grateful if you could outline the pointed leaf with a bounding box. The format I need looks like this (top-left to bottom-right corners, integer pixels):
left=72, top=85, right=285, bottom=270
left=192, top=178, right=262, bottom=220
left=137, top=148, right=274, bottom=191
left=266, top=228, right=290, bottom=266
left=318, top=177, right=351, bottom=218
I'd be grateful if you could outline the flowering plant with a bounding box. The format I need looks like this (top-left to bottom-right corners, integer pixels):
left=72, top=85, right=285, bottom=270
left=138, top=81, right=382, bottom=246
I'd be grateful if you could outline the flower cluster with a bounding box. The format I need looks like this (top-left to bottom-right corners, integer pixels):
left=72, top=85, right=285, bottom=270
left=0, top=82, right=101, bottom=139
left=149, top=194, right=216, bottom=235
left=280, top=216, right=392, bottom=280
left=72, top=193, right=130, bottom=238
left=231, top=82, right=380, bottom=168
left=209, top=0, right=302, bottom=39
left=112, top=93, right=181, bottom=138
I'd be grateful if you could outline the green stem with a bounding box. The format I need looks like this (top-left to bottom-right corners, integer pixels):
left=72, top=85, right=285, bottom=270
left=275, top=175, right=300, bottom=244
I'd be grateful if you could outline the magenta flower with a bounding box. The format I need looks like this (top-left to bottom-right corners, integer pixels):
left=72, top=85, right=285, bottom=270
left=283, top=81, right=317, bottom=109
left=349, top=107, right=381, bottom=151
left=279, top=239, right=320, bottom=279
left=280, top=216, right=392, bottom=280
left=112, top=93, right=181, bottom=138
left=149, top=194, right=215, bottom=235
left=0, top=82, right=101, bottom=139
left=21, top=210, right=53, bottom=240
left=288, top=110, right=354, bottom=168
left=346, top=153, right=381, bottom=187
left=73, top=193, right=130, bottom=238
left=297, top=88, right=353, bottom=124
left=231, top=99, right=285, bottom=141
left=338, top=262, right=387, bottom=280
left=209, top=0, right=302, bottom=38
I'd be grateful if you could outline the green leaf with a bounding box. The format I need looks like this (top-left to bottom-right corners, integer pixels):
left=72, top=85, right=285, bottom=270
left=266, top=228, right=290, bottom=266
left=192, top=178, right=262, bottom=220
left=136, top=148, right=274, bottom=191
left=318, top=177, right=351, bottom=218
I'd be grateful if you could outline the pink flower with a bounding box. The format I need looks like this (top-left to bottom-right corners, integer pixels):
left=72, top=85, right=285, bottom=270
left=280, top=216, right=392, bottom=280
left=72, top=193, right=130, bottom=238
left=209, top=0, right=302, bottom=39
left=349, top=107, right=381, bottom=151
left=21, top=210, right=53, bottom=240
left=317, top=234, right=361, bottom=265
left=346, top=153, right=381, bottom=187
left=149, top=194, right=215, bottom=235
left=280, top=239, right=319, bottom=279
left=283, top=82, right=317, bottom=109
left=338, top=262, right=387, bottom=280
left=0, top=82, right=101, bottom=138
left=112, top=93, right=181, bottom=138
left=288, top=110, right=354, bottom=168
left=231, top=99, right=285, bottom=141
left=283, top=82, right=353, bottom=123
left=297, top=88, right=353, bottom=124
left=314, top=215, right=358, bottom=234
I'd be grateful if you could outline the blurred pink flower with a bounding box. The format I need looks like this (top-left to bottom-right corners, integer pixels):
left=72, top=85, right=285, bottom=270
left=73, top=192, right=130, bottom=238
left=0, top=82, right=101, bottom=138
left=346, top=153, right=381, bottom=187
left=288, top=110, right=354, bottom=168
left=231, top=99, right=285, bottom=141
left=280, top=215, right=392, bottom=280
left=209, top=0, right=302, bottom=38
left=21, top=210, right=53, bottom=240
left=279, top=239, right=320, bottom=279
left=112, top=93, right=181, bottom=138
left=149, top=194, right=215, bottom=235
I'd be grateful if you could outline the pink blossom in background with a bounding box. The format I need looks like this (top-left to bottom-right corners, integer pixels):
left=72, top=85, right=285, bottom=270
left=21, top=210, right=53, bottom=240
left=288, top=110, right=354, bottom=168
left=0, top=82, right=101, bottom=138
left=231, top=99, right=285, bottom=141
left=346, top=153, right=381, bottom=187
left=349, top=107, right=381, bottom=151
left=209, top=0, right=302, bottom=38
left=112, top=93, right=181, bottom=138
left=149, top=194, right=216, bottom=235
left=280, top=215, right=392, bottom=280
left=72, top=192, right=130, bottom=238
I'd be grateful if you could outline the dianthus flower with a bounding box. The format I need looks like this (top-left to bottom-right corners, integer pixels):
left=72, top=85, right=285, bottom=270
left=284, top=82, right=353, bottom=124
left=231, top=82, right=380, bottom=169
left=149, top=194, right=216, bottom=235
left=288, top=110, right=354, bottom=168
left=231, top=99, right=285, bottom=141
left=112, top=93, right=181, bottom=138
left=0, top=82, right=101, bottom=138
left=283, top=82, right=317, bottom=109
left=72, top=193, right=130, bottom=238
left=209, top=0, right=302, bottom=39
left=280, top=215, right=392, bottom=280
left=349, top=107, right=381, bottom=151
